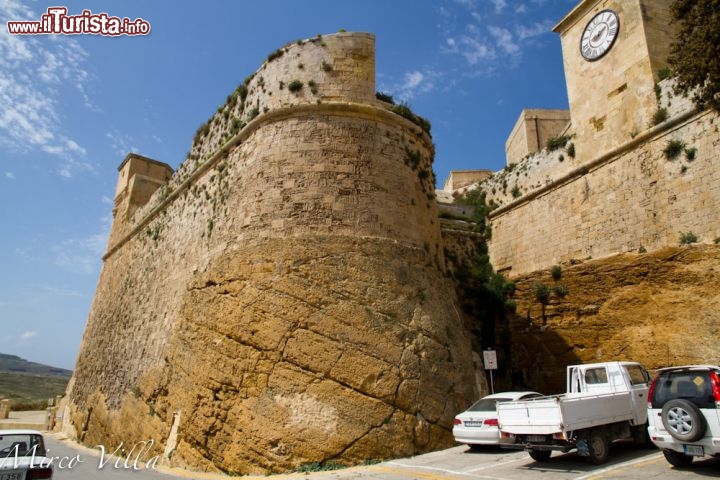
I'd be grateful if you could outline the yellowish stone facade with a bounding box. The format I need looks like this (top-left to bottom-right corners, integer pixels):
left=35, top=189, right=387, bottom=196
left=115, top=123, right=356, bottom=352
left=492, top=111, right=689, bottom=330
left=554, top=0, right=680, bottom=163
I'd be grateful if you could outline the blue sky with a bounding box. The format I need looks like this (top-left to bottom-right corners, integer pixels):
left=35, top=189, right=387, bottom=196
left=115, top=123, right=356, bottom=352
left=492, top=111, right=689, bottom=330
left=0, top=0, right=574, bottom=370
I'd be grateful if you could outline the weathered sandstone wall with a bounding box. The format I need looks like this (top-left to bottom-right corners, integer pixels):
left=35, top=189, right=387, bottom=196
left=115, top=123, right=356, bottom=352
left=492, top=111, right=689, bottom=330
left=489, top=107, right=720, bottom=276
left=65, top=32, right=478, bottom=475
left=494, top=245, right=720, bottom=394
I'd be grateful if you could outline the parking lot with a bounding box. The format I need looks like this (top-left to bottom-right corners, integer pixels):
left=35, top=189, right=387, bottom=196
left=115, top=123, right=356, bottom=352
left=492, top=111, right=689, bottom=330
left=46, top=435, right=720, bottom=479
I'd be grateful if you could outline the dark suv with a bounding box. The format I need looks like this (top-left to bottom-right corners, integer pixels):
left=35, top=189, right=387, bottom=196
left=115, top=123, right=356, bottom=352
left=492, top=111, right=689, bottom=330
left=647, top=365, right=720, bottom=467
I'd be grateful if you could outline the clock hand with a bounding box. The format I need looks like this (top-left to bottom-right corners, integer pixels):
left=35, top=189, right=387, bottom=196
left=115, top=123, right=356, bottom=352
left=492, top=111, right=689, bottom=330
left=592, top=25, right=607, bottom=43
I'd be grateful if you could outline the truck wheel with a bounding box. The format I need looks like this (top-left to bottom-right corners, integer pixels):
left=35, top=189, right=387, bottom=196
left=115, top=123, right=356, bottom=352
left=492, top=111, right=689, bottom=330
left=585, top=429, right=610, bottom=465
left=662, top=399, right=706, bottom=442
left=528, top=450, right=551, bottom=462
left=662, top=449, right=694, bottom=467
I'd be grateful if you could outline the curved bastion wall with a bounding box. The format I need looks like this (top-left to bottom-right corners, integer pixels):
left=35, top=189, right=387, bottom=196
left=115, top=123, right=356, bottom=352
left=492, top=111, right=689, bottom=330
left=64, top=32, right=478, bottom=474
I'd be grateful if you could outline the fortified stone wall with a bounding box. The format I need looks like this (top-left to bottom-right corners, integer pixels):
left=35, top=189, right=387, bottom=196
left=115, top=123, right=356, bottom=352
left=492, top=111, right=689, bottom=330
left=469, top=78, right=695, bottom=212
left=504, top=109, right=570, bottom=167
left=488, top=106, right=719, bottom=276
left=66, top=33, right=478, bottom=475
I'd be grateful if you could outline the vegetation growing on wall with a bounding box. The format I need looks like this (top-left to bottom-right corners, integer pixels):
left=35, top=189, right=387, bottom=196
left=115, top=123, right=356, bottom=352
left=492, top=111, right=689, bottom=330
left=668, top=0, right=720, bottom=112
left=546, top=134, right=570, bottom=151
left=375, top=92, right=395, bottom=104
left=390, top=102, right=432, bottom=136
left=452, top=189, right=516, bottom=356
left=288, top=80, right=304, bottom=92
left=663, top=139, right=686, bottom=159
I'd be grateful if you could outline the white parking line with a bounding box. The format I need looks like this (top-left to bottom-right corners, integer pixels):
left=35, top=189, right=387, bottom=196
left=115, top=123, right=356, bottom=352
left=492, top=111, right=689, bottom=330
left=572, top=452, right=664, bottom=480
left=461, top=456, right=533, bottom=473
left=386, top=460, right=518, bottom=479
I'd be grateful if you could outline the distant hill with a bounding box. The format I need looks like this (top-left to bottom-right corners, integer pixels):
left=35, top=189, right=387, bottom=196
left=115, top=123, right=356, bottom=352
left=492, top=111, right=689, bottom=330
left=0, top=354, right=71, bottom=407
left=0, top=353, right=72, bottom=377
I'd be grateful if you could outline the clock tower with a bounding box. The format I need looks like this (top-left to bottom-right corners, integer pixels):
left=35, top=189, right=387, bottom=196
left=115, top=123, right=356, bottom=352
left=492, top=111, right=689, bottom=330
left=554, top=0, right=680, bottom=162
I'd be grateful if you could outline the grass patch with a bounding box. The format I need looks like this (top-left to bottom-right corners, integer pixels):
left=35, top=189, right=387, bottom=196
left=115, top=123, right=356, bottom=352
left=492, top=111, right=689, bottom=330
left=0, top=373, right=69, bottom=408
left=375, top=91, right=395, bottom=104
left=679, top=231, right=699, bottom=245
left=663, top=139, right=686, bottom=160
left=652, top=107, right=669, bottom=126
left=546, top=135, right=569, bottom=151
left=390, top=102, right=431, bottom=135
left=288, top=80, right=303, bottom=93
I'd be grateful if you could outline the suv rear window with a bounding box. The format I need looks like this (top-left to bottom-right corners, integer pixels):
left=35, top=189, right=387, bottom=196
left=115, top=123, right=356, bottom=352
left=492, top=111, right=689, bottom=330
left=651, top=370, right=717, bottom=409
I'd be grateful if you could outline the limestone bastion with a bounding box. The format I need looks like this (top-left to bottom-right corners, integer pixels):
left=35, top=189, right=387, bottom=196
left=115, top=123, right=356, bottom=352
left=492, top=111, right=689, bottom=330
left=63, top=32, right=479, bottom=474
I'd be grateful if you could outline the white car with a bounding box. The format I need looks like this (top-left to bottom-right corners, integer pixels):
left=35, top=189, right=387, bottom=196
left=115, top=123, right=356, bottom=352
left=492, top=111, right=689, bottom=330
left=453, top=391, right=542, bottom=449
left=647, top=365, right=720, bottom=467
left=0, top=429, right=53, bottom=479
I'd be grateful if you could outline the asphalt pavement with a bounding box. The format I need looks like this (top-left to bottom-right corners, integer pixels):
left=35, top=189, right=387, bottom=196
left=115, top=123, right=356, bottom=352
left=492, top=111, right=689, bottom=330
left=43, top=434, right=720, bottom=480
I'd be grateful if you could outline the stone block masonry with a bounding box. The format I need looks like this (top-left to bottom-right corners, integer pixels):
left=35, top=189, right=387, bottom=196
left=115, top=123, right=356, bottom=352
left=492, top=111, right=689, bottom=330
left=489, top=107, right=720, bottom=276
left=64, top=32, right=478, bottom=475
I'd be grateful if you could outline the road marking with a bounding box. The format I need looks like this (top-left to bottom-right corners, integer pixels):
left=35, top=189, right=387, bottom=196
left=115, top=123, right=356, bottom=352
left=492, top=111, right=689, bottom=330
left=461, top=456, right=530, bottom=473
left=572, top=452, right=664, bottom=480
left=384, top=462, right=513, bottom=479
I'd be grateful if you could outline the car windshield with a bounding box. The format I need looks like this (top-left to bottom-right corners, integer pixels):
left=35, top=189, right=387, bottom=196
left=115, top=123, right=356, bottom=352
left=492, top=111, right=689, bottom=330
left=0, top=433, right=47, bottom=457
left=467, top=397, right=512, bottom=412
left=652, top=370, right=716, bottom=409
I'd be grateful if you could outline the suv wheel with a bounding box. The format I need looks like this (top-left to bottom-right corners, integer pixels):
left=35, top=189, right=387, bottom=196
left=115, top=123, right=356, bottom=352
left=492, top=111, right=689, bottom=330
left=662, top=449, right=694, bottom=467
left=661, top=399, right=706, bottom=442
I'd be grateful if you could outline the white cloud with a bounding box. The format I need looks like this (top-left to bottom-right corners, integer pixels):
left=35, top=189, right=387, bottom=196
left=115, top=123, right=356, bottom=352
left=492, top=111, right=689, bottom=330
left=403, top=71, right=425, bottom=90
left=439, top=0, right=557, bottom=74
left=492, top=0, right=507, bottom=13
left=40, top=285, right=83, bottom=297
left=0, top=0, right=92, bottom=176
left=19, top=330, right=37, bottom=343
left=515, top=21, right=554, bottom=41
left=457, top=36, right=496, bottom=66
left=453, top=0, right=475, bottom=7
left=54, top=214, right=111, bottom=274
left=488, top=25, right=520, bottom=55
left=106, top=129, right=138, bottom=157
left=381, top=69, right=443, bottom=102
left=5, top=171, right=14, bottom=179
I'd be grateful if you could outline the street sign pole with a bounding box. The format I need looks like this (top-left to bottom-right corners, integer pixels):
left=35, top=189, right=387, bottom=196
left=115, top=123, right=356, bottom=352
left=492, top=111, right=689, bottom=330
left=483, top=349, right=498, bottom=394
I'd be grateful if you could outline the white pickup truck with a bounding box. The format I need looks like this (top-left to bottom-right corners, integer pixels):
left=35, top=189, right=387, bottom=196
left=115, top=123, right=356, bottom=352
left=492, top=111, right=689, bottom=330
left=497, top=361, right=652, bottom=464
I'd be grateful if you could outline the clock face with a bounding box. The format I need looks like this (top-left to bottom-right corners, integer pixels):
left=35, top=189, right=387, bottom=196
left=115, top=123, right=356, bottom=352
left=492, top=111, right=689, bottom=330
left=580, top=9, right=619, bottom=61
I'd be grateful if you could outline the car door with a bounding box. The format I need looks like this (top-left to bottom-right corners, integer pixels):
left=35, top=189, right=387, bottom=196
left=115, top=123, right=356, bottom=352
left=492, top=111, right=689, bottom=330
left=624, top=364, right=650, bottom=424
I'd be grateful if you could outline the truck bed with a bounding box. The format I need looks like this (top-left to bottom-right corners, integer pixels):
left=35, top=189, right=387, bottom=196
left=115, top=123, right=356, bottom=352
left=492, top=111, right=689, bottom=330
left=497, top=391, right=635, bottom=435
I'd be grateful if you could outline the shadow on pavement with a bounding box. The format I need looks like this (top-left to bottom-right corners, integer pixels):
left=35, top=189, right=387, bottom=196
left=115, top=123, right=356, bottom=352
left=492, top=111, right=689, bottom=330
left=672, top=455, right=720, bottom=478
left=461, top=444, right=517, bottom=456
left=513, top=441, right=662, bottom=475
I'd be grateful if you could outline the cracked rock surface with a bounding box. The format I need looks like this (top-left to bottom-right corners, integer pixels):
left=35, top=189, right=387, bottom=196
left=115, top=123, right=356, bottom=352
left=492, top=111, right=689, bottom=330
left=144, top=236, right=475, bottom=474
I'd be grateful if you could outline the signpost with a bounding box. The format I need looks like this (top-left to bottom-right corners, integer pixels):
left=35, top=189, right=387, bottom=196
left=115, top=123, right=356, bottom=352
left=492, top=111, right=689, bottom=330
left=483, top=349, right=497, bottom=394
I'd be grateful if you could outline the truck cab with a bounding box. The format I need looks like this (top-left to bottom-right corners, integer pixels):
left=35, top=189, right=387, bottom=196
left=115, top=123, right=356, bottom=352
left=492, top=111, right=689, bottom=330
left=567, top=362, right=651, bottom=427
